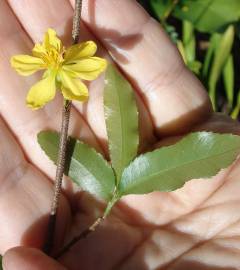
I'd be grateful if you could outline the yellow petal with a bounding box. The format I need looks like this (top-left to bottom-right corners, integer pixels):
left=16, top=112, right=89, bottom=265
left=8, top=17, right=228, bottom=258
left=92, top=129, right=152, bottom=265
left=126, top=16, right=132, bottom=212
left=63, top=57, right=107, bottom=80
left=44, top=28, right=62, bottom=52
left=59, top=70, right=88, bottom=102
left=11, top=55, right=44, bottom=76
left=32, top=43, right=47, bottom=58
left=26, top=71, right=56, bottom=109
left=64, top=41, right=97, bottom=62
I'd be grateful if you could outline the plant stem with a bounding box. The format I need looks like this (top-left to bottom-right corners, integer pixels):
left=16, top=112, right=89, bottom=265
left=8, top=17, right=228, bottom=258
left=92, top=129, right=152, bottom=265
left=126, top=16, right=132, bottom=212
left=54, top=194, right=119, bottom=259
left=43, top=0, right=83, bottom=255
left=72, top=0, right=83, bottom=44
left=54, top=216, right=104, bottom=259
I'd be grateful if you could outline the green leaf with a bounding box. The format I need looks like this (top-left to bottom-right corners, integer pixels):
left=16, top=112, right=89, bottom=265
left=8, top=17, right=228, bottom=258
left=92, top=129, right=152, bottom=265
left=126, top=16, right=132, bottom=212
left=173, top=0, right=240, bottom=33
left=202, top=33, right=221, bottom=79
left=38, top=131, right=115, bottom=201
left=179, top=21, right=202, bottom=75
left=104, top=65, right=139, bottom=183
left=182, top=20, right=196, bottom=63
left=188, top=60, right=202, bottom=75
left=150, top=0, right=175, bottom=22
left=119, top=132, right=240, bottom=196
left=177, top=40, right=201, bottom=75
left=223, top=54, right=234, bottom=110
left=231, top=89, right=240, bottom=119
left=177, top=40, right=187, bottom=64
left=208, top=25, right=234, bottom=110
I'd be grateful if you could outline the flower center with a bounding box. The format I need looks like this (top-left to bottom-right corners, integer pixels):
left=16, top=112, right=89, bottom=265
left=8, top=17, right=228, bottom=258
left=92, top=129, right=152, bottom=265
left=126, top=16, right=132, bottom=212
left=42, top=46, right=65, bottom=70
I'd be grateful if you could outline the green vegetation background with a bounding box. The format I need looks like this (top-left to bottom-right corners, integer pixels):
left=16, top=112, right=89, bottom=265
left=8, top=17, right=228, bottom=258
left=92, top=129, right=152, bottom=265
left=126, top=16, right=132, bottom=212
left=139, top=0, right=240, bottom=120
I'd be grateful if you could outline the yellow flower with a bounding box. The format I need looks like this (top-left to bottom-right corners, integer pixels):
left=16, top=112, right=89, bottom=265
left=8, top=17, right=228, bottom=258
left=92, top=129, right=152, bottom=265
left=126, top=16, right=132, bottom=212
left=11, top=28, right=107, bottom=109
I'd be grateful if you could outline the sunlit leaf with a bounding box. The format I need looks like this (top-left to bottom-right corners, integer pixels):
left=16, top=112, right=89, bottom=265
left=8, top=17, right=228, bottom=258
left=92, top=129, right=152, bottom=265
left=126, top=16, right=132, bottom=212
left=177, top=40, right=187, bottom=64
left=119, top=132, right=240, bottom=195
left=202, top=33, right=221, bottom=79
left=177, top=38, right=201, bottom=75
left=104, top=65, right=139, bottom=183
left=38, top=131, right=115, bottom=200
left=182, top=20, right=196, bottom=63
left=188, top=60, right=202, bottom=75
left=173, top=0, right=240, bottom=33
left=209, top=25, right=234, bottom=110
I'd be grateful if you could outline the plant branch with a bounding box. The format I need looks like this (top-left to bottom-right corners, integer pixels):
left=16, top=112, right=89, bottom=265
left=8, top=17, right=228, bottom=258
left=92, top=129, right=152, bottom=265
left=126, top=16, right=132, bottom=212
left=43, top=0, right=83, bottom=255
left=54, top=216, right=104, bottom=259
left=54, top=194, right=119, bottom=259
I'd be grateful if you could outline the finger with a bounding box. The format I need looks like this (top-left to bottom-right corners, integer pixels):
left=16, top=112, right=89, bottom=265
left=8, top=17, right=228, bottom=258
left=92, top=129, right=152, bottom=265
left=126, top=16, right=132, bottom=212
left=3, top=247, right=66, bottom=270
left=69, top=0, right=212, bottom=136
left=192, top=113, right=240, bottom=134
left=160, top=113, right=240, bottom=148
left=7, top=0, right=156, bottom=152
left=0, top=118, right=70, bottom=253
left=154, top=113, right=240, bottom=148
left=0, top=1, right=103, bottom=185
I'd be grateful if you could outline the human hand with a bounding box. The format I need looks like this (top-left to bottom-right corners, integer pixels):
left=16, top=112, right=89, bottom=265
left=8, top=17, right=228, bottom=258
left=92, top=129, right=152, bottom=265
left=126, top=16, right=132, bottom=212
left=1, top=0, right=240, bottom=269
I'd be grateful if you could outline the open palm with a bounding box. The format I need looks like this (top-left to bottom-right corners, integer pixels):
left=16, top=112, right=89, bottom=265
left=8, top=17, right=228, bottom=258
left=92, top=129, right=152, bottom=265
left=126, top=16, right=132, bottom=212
left=1, top=1, right=240, bottom=269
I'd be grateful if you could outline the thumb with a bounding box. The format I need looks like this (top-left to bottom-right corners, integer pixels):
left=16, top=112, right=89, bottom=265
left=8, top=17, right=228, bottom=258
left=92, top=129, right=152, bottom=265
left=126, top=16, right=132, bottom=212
left=3, top=247, right=66, bottom=270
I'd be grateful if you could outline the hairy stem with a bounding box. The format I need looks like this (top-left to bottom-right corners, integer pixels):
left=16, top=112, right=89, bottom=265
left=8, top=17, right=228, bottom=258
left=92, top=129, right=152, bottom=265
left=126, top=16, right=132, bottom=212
left=43, top=0, right=83, bottom=255
left=72, top=0, right=82, bottom=44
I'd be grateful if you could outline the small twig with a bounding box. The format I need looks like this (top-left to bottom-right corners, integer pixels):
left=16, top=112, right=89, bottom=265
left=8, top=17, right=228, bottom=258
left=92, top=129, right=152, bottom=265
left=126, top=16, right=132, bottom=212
left=54, top=193, right=119, bottom=258
left=54, top=217, right=104, bottom=259
left=43, top=0, right=83, bottom=255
